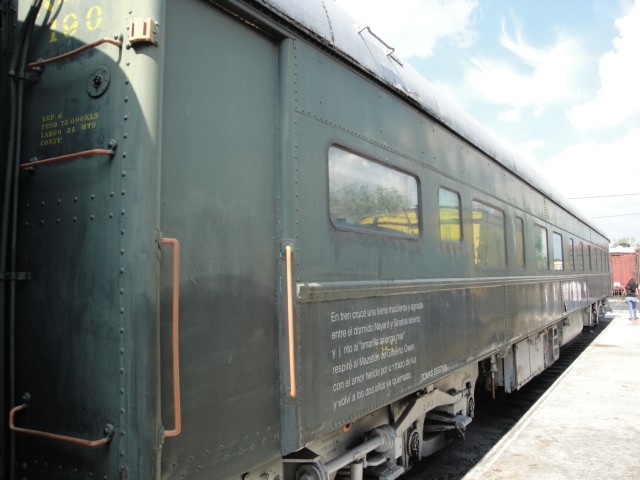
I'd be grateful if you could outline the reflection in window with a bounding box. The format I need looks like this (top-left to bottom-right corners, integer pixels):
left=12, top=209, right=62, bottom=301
left=472, top=201, right=505, bottom=268
left=515, top=217, right=525, bottom=269
left=328, top=146, right=419, bottom=237
left=534, top=225, right=549, bottom=269
left=553, top=232, right=563, bottom=271
left=569, top=238, right=575, bottom=270
left=439, top=188, right=461, bottom=241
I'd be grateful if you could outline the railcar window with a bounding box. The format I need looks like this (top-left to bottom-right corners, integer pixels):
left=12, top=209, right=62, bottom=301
left=569, top=238, right=575, bottom=270
left=534, top=224, right=549, bottom=269
left=597, top=249, right=601, bottom=271
left=578, top=242, right=585, bottom=270
left=471, top=201, right=505, bottom=268
left=439, top=188, right=462, bottom=241
left=328, top=146, right=419, bottom=237
left=552, top=232, right=564, bottom=271
left=515, top=217, right=525, bottom=269
left=588, top=246, right=593, bottom=270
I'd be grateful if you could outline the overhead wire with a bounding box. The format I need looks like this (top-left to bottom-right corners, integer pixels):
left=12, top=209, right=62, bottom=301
left=569, top=193, right=640, bottom=200
left=592, top=213, right=640, bottom=219
left=569, top=193, right=640, bottom=219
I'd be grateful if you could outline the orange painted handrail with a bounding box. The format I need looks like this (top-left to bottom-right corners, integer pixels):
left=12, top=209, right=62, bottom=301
left=285, top=245, right=297, bottom=398
left=162, top=237, right=182, bottom=437
left=28, top=37, right=122, bottom=69
left=9, top=402, right=113, bottom=447
left=20, top=141, right=117, bottom=170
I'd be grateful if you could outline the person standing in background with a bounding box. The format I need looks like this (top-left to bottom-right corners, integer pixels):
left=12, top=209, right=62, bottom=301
left=624, top=278, right=638, bottom=320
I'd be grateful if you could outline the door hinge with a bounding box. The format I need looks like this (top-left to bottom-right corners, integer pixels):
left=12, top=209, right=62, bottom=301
left=128, top=18, right=159, bottom=46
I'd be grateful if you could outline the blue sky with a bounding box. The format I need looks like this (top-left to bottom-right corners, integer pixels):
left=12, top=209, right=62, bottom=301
left=334, top=0, right=640, bottom=244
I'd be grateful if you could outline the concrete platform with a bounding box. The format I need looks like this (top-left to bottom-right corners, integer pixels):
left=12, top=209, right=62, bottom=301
left=462, top=309, right=640, bottom=480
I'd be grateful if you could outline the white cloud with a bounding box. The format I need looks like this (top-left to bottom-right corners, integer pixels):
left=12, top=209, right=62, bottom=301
left=498, top=108, right=521, bottom=122
left=514, top=139, right=546, bottom=165
left=333, top=0, right=479, bottom=58
left=532, top=128, right=640, bottom=241
left=464, top=16, right=587, bottom=113
left=567, top=1, right=640, bottom=129
left=541, top=128, right=640, bottom=199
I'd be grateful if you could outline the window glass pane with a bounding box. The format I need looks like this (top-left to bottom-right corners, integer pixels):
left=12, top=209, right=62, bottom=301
left=578, top=242, right=584, bottom=270
left=328, top=146, right=419, bottom=237
left=472, top=201, right=505, bottom=268
left=599, top=249, right=602, bottom=269
left=588, top=246, right=592, bottom=270
left=515, top=217, right=525, bottom=269
left=569, top=239, right=575, bottom=270
left=439, top=188, right=461, bottom=241
left=553, top=232, right=563, bottom=271
left=534, top=225, right=549, bottom=269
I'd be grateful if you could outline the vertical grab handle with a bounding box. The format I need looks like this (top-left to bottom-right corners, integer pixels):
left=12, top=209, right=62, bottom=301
left=285, top=245, right=297, bottom=398
left=162, top=237, right=181, bottom=437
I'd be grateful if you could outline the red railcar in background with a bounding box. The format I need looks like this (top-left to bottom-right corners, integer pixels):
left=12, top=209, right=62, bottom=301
left=609, top=247, right=640, bottom=295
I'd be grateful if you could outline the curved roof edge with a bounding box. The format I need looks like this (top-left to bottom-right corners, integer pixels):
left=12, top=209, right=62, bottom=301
left=254, top=0, right=608, bottom=241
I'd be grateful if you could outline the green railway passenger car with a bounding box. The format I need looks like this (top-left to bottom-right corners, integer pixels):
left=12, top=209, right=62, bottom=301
left=0, top=1, right=610, bottom=479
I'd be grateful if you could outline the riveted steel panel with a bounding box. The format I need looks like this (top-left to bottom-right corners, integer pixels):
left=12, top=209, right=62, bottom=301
left=12, top=0, right=163, bottom=478
left=158, top=1, right=280, bottom=478
left=287, top=285, right=468, bottom=447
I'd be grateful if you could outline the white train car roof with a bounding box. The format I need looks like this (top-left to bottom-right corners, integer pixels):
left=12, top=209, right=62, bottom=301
left=255, top=0, right=608, bottom=241
left=609, top=246, right=637, bottom=254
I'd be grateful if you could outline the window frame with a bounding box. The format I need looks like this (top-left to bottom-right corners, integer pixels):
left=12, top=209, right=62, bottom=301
left=534, top=224, right=549, bottom=270
left=327, top=145, right=421, bottom=239
left=515, top=216, right=525, bottom=270
left=552, top=232, right=564, bottom=271
left=471, top=199, right=507, bottom=269
left=568, top=238, right=575, bottom=270
left=438, top=187, right=462, bottom=242
left=578, top=242, right=585, bottom=270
